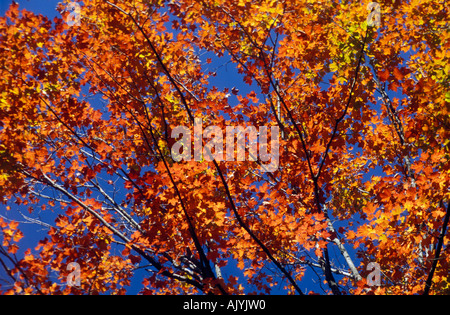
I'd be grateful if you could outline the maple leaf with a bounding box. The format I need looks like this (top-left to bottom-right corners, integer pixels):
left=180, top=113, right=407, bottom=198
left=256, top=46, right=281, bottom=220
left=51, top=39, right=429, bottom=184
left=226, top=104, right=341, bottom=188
left=378, top=69, right=390, bottom=81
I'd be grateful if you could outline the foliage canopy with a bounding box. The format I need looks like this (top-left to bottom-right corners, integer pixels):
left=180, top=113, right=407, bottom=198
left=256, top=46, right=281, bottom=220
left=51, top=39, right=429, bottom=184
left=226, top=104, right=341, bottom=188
left=0, top=0, right=449, bottom=295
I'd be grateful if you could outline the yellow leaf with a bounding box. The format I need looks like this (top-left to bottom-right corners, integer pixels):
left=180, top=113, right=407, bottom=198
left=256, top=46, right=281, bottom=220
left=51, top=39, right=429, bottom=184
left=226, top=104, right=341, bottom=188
left=0, top=98, right=9, bottom=110
left=337, top=76, right=348, bottom=84
left=330, top=62, right=339, bottom=72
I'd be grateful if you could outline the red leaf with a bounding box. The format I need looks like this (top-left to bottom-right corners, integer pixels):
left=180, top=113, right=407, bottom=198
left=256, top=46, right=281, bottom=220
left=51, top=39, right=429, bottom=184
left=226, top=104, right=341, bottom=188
left=378, top=69, right=390, bottom=81
left=393, top=67, right=404, bottom=81
left=129, top=254, right=142, bottom=264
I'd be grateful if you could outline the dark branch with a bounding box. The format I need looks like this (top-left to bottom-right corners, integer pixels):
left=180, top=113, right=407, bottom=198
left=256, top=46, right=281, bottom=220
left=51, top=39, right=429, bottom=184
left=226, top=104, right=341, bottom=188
left=423, top=202, right=450, bottom=295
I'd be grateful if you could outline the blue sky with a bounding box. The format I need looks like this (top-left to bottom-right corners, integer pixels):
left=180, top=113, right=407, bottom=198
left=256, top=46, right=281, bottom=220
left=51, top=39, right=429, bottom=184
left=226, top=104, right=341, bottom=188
left=0, top=0, right=61, bottom=16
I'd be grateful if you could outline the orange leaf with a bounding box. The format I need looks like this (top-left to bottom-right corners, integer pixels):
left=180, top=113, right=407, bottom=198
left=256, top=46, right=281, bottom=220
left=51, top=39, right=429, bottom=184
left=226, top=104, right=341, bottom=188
left=393, top=67, right=404, bottom=81
left=378, top=69, right=390, bottom=81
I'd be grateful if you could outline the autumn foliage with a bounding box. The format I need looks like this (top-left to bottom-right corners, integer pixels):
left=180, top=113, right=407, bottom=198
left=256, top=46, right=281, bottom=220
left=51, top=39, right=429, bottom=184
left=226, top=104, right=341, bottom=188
left=0, top=0, right=449, bottom=295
